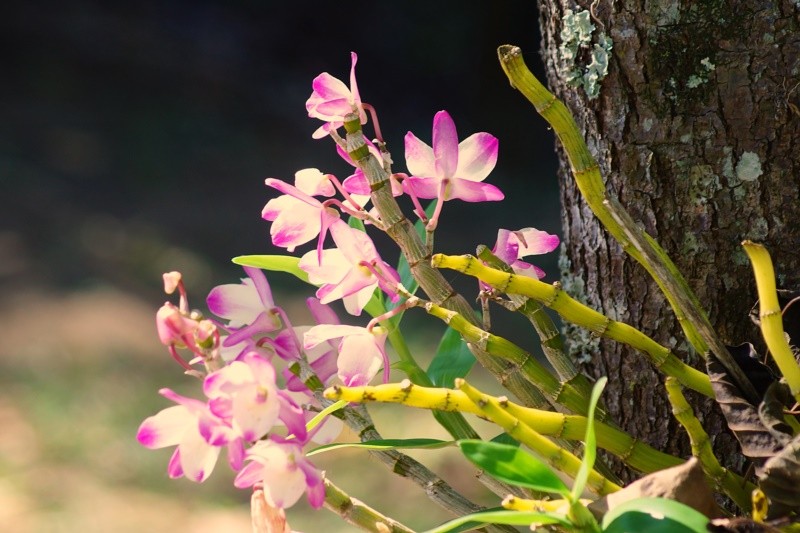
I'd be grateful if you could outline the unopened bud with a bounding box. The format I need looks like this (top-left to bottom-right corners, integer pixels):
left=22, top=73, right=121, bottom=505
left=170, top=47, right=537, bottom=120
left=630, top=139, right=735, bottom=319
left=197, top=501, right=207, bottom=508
left=162, top=271, right=182, bottom=294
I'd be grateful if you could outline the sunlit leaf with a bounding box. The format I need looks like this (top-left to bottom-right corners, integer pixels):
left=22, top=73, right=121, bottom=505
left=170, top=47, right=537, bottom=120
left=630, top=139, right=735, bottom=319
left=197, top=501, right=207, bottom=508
left=306, top=438, right=453, bottom=457
left=232, top=254, right=310, bottom=284
left=427, top=326, right=476, bottom=387
left=458, top=440, right=569, bottom=496
left=571, top=376, right=607, bottom=500
left=422, top=509, right=570, bottom=533
left=601, top=497, right=709, bottom=533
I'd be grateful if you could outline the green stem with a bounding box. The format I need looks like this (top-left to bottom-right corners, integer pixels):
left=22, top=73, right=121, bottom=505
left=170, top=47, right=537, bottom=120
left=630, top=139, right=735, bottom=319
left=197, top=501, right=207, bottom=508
left=496, top=45, right=756, bottom=405
left=432, top=254, right=713, bottom=398
left=457, top=378, right=621, bottom=496
left=323, top=478, right=416, bottom=533
left=742, top=241, right=800, bottom=401
left=476, top=246, right=596, bottom=403
left=423, top=300, right=602, bottom=420
left=665, top=377, right=754, bottom=511
left=326, top=381, right=682, bottom=475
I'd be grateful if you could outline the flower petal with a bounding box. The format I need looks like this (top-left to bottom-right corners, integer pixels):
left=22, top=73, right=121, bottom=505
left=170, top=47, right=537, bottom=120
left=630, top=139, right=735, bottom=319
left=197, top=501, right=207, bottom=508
left=207, top=279, right=264, bottom=327
left=404, top=132, right=436, bottom=177
left=432, top=111, right=458, bottom=178
left=178, top=429, right=222, bottom=482
left=446, top=178, right=504, bottom=202
left=137, top=405, right=191, bottom=449
left=514, top=228, right=560, bottom=256
left=455, top=132, right=498, bottom=182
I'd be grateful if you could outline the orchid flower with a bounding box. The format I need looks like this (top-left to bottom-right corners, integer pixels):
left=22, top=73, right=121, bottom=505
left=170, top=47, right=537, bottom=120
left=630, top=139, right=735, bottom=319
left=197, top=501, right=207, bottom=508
left=137, top=388, right=240, bottom=482
left=404, top=110, right=503, bottom=229
left=207, top=266, right=286, bottom=348
left=306, top=51, right=367, bottom=139
left=203, top=352, right=307, bottom=443
left=262, top=168, right=339, bottom=253
left=493, top=227, right=560, bottom=279
left=234, top=437, right=325, bottom=510
left=298, top=219, right=400, bottom=316
left=304, top=323, right=389, bottom=387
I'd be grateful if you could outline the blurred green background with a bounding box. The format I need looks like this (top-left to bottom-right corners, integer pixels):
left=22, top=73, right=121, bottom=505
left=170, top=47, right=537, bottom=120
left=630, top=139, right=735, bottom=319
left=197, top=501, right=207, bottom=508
left=1, top=1, right=561, bottom=531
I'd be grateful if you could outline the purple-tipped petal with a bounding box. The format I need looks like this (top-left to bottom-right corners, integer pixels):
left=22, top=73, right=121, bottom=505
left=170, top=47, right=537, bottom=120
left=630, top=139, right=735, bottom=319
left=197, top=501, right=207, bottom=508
left=167, top=448, right=184, bottom=479
left=432, top=111, right=458, bottom=178
left=137, top=405, right=190, bottom=449
left=456, top=132, right=499, bottom=182
left=207, top=280, right=264, bottom=327
left=233, top=459, right=264, bottom=489
left=514, top=228, right=560, bottom=256
left=309, top=73, right=350, bottom=102
left=446, top=179, right=504, bottom=202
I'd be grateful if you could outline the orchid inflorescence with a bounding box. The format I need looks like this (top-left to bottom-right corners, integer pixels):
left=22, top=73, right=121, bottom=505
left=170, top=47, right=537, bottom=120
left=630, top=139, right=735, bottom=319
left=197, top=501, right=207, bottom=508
left=138, top=52, right=559, bottom=526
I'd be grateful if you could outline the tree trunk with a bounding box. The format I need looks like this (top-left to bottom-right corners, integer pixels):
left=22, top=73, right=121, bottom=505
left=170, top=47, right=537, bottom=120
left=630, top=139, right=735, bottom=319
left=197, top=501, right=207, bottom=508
left=536, top=0, right=800, bottom=483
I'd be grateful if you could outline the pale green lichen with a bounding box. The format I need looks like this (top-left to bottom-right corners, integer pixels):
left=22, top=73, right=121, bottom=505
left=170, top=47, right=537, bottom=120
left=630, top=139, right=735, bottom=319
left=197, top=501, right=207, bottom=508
left=735, top=151, right=763, bottom=182
left=558, top=247, right=601, bottom=364
left=685, top=57, right=716, bottom=88
left=642, top=117, right=654, bottom=132
left=559, top=9, right=612, bottom=100
left=722, top=147, right=735, bottom=179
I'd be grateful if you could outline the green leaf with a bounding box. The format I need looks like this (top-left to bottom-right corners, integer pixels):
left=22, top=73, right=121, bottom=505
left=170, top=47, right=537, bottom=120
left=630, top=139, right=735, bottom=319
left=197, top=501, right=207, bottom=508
left=305, top=400, right=346, bottom=433
left=458, top=440, right=570, bottom=496
left=306, top=438, right=453, bottom=457
left=423, top=509, right=570, bottom=533
left=490, top=432, right=520, bottom=447
left=427, top=326, right=476, bottom=387
left=601, top=498, right=709, bottom=533
left=232, top=255, right=310, bottom=284
left=348, top=215, right=367, bottom=232
left=572, top=376, right=607, bottom=500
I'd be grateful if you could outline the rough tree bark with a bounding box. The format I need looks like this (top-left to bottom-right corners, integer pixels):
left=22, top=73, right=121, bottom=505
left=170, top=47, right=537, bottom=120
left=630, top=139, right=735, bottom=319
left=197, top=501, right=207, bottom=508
left=535, top=0, right=800, bottom=482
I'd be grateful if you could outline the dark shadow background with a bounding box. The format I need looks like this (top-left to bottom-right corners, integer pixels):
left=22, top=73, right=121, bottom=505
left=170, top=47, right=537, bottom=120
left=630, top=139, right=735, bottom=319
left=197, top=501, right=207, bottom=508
left=1, top=1, right=563, bottom=531
left=2, top=0, right=560, bottom=297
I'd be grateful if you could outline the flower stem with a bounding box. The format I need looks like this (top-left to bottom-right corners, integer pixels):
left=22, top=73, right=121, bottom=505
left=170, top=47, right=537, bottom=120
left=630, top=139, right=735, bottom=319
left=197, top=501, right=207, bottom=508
left=433, top=253, right=713, bottom=398
left=325, top=380, right=683, bottom=475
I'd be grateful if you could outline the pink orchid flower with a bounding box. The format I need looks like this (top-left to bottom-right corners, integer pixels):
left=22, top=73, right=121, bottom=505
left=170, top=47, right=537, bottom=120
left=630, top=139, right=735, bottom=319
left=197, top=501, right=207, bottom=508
left=262, top=168, right=339, bottom=253
left=304, top=324, right=389, bottom=387
left=404, top=110, right=503, bottom=207
left=493, top=227, right=560, bottom=279
left=203, top=352, right=307, bottom=443
left=234, top=437, right=325, bottom=510
left=207, top=266, right=284, bottom=347
left=137, top=388, right=241, bottom=482
left=298, top=219, right=400, bottom=316
left=306, top=52, right=367, bottom=139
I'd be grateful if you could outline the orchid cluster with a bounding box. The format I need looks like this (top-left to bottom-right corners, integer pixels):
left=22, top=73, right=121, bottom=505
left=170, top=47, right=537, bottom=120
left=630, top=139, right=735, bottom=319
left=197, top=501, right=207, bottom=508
left=138, top=51, right=559, bottom=528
